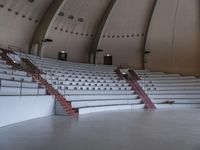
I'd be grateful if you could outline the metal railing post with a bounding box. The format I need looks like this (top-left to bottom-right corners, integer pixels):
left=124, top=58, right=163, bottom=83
left=20, top=80, right=23, bottom=96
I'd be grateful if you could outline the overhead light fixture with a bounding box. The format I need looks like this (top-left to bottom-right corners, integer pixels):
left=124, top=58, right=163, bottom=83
left=43, top=39, right=53, bottom=43
left=97, top=49, right=103, bottom=52
left=144, top=51, right=151, bottom=54
left=106, top=54, right=110, bottom=57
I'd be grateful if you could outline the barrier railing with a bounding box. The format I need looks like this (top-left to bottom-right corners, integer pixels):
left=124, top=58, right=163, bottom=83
left=115, top=68, right=156, bottom=109
left=0, top=78, right=43, bottom=96
left=32, top=72, right=78, bottom=116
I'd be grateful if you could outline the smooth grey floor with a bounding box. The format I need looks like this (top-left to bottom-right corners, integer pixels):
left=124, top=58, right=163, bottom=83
left=0, top=109, right=200, bottom=150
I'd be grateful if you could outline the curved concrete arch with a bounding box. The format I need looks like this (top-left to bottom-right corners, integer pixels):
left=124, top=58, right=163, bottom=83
left=29, top=0, right=65, bottom=56
left=89, top=0, right=117, bottom=64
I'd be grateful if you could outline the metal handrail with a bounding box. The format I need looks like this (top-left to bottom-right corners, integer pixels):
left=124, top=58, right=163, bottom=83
left=0, top=78, right=42, bottom=96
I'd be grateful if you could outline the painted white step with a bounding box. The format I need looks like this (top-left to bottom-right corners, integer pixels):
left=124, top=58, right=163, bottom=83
left=79, top=104, right=145, bottom=114
left=67, top=95, right=138, bottom=101
left=60, top=90, right=134, bottom=95
left=72, top=99, right=141, bottom=108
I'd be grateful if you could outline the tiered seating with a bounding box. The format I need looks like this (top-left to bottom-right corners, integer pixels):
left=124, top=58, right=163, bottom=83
left=26, top=55, right=144, bottom=114
left=135, top=70, right=200, bottom=109
left=0, top=55, right=46, bottom=96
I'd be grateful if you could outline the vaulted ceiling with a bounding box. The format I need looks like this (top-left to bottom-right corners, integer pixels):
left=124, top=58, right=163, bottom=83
left=0, top=0, right=199, bottom=75
left=0, top=0, right=52, bottom=49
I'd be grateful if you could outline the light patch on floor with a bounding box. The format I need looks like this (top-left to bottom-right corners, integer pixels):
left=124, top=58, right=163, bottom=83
left=0, top=109, right=200, bottom=150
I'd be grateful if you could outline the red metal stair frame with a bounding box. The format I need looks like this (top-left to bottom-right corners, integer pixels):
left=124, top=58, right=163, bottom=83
left=23, top=58, right=78, bottom=116
left=115, top=68, right=156, bottom=109
left=0, top=48, right=20, bottom=69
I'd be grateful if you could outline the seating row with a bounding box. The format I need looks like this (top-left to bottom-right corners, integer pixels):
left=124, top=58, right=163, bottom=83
left=43, top=75, right=126, bottom=83
left=49, top=80, right=129, bottom=87
left=43, top=69, right=117, bottom=77
left=0, top=86, right=45, bottom=96
left=18, top=53, right=144, bottom=113
left=54, top=84, right=132, bottom=91
left=137, top=70, right=200, bottom=109
left=0, top=55, right=46, bottom=96
left=43, top=73, right=118, bottom=80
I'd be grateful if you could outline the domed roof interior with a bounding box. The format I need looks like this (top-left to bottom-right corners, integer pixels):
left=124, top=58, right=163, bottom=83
left=0, top=0, right=199, bottom=75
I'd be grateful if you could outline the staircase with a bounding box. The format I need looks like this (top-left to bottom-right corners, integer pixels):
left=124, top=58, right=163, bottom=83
left=32, top=72, right=78, bottom=116
left=23, top=58, right=78, bottom=116
left=0, top=48, right=20, bottom=69
left=116, top=68, right=156, bottom=109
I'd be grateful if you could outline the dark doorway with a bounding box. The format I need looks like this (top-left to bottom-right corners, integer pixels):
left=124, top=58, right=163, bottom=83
left=104, top=55, right=112, bottom=65
left=58, top=51, right=67, bottom=61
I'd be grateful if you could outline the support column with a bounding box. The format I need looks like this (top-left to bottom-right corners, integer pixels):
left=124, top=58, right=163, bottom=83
left=29, top=0, right=64, bottom=56
left=90, top=0, right=117, bottom=64
left=143, top=0, right=158, bottom=69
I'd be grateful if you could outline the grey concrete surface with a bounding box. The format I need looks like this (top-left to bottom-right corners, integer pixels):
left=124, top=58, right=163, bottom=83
left=0, top=109, right=200, bottom=150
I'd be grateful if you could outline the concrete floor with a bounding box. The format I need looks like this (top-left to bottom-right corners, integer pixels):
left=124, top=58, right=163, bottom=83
left=0, top=109, right=200, bottom=150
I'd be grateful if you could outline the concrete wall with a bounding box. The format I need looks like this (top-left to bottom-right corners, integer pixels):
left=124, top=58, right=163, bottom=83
left=0, top=0, right=52, bottom=52
left=55, top=101, right=67, bottom=116
left=41, top=0, right=110, bottom=63
left=0, top=96, right=55, bottom=128
left=146, top=0, right=200, bottom=76
left=98, top=0, right=155, bottom=69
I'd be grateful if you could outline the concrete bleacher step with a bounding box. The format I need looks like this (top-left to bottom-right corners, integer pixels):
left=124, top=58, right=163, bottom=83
left=40, top=59, right=116, bottom=69
left=0, top=72, right=32, bottom=82
left=66, top=95, right=138, bottom=101
left=149, top=94, right=200, bottom=99
left=0, top=87, right=46, bottom=95
left=45, top=74, right=118, bottom=80
left=50, top=80, right=129, bottom=87
left=137, top=72, right=165, bottom=75
left=78, top=104, right=145, bottom=114
left=146, top=90, right=200, bottom=94
left=55, top=85, right=132, bottom=91
left=138, top=79, right=200, bottom=84
left=139, top=74, right=180, bottom=78
left=60, top=90, right=135, bottom=95
left=0, top=63, right=12, bottom=69
left=144, top=86, right=200, bottom=91
left=0, top=68, right=27, bottom=76
left=43, top=68, right=116, bottom=75
left=43, top=70, right=118, bottom=77
left=47, top=72, right=118, bottom=79
left=37, top=60, right=116, bottom=69
left=48, top=79, right=128, bottom=86
left=44, top=76, right=126, bottom=84
left=40, top=65, right=115, bottom=74
left=155, top=104, right=200, bottom=109
left=144, top=82, right=200, bottom=87
left=152, top=99, right=200, bottom=104
left=0, top=79, right=38, bottom=88
left=140, top=76, right=196, bottom=80
left=0, top=59, right=6, bottom=63
left=71, top=99, right=141, bottom=108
